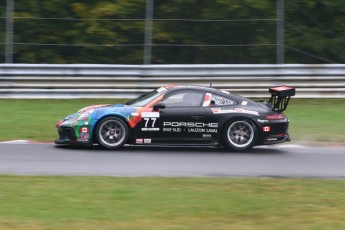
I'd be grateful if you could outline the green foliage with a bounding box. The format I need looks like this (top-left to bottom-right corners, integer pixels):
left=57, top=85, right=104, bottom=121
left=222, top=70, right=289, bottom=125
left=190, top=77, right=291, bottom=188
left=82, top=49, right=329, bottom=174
left=285, top=1, right=345, bottom=63
left=0, top=0, right=344, bottom=63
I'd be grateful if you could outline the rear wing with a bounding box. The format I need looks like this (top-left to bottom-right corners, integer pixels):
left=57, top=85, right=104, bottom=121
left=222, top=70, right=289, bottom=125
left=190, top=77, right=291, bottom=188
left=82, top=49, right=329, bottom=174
left=268, top=85, right=295, bottom=112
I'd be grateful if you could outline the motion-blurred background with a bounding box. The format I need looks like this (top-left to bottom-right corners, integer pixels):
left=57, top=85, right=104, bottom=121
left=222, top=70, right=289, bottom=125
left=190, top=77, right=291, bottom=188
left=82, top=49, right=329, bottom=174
left=1, top=0, right=344, bottom=64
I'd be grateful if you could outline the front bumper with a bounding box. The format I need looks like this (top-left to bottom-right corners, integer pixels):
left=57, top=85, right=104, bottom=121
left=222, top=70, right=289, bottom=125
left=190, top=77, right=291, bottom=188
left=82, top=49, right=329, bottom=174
left=55, top=138, right=92, bottom=145
left=56, top=125, right=92, bottom=145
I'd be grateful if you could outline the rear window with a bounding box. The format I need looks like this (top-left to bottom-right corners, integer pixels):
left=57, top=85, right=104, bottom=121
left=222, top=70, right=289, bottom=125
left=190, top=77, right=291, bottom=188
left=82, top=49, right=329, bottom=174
left=212, top=94, right=236, bottom=106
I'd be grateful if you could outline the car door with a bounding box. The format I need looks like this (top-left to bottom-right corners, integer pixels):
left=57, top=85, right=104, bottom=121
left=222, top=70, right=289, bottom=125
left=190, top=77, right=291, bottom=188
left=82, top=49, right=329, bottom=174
left=153, top=90, right=218, bottom=144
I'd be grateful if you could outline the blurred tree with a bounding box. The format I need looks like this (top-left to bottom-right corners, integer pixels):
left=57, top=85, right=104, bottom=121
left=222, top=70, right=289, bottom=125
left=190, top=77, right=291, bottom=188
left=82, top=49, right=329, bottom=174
left=14, top=0, right=146, bottom=63
left=1, top=0, right=344, bottom=64
left=153, top=0, right=276, bottom=64
left=285, top=0, right=345, bottom=63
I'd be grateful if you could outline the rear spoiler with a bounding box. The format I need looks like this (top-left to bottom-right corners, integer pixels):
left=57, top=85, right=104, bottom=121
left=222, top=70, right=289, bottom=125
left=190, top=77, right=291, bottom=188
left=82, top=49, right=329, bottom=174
left=268, top=85, right=295, bottom=112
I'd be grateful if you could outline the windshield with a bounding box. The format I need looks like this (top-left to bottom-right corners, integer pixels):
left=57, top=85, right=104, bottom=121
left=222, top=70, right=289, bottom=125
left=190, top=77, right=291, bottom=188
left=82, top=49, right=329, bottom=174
left=125, top=89, right=163, bottom=107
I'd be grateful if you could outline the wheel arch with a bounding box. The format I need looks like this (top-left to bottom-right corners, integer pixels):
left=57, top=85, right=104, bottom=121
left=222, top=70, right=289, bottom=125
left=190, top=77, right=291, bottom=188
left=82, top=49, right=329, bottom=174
left=92, top=114, right=132, bottom=144
left=220, top=116, right=261, bottom=146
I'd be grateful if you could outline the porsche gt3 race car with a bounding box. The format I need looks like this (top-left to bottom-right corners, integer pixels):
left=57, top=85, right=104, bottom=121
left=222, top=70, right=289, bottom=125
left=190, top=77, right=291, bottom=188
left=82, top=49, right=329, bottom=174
left=55, top=85, right=295, bottom=151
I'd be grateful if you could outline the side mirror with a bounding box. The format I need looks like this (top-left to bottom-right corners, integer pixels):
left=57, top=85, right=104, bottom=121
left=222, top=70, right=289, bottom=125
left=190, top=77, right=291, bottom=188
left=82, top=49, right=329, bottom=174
left=153, top=102, right=166, bottom=111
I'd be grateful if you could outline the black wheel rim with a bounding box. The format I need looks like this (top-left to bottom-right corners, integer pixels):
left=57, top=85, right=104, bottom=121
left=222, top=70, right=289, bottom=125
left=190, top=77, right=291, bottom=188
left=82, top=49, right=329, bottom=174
left=227, top=121, right=254, bottom=148
left=98, top=120, right=126, bottom=147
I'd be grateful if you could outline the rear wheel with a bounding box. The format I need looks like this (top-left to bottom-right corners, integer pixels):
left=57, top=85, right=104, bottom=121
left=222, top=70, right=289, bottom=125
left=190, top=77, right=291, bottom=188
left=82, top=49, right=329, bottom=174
left=223, top=120, right=258, bottom=152
left=95, top=117, right=129, bottom=149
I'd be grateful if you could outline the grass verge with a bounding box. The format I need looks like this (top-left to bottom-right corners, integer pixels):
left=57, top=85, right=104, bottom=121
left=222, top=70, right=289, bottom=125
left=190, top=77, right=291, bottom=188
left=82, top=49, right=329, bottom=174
left=0, top=99, right=344, bottom=143
left=1, top=176, right=345, bottom=230
left=0, top=99, right=122, bottom=142
left=285, top=99, right=345, bottom=144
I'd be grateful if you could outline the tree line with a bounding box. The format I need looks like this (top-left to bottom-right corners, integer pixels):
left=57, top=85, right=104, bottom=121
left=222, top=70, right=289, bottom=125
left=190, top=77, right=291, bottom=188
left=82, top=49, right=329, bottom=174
left=0, top=0, right=344, bottom=64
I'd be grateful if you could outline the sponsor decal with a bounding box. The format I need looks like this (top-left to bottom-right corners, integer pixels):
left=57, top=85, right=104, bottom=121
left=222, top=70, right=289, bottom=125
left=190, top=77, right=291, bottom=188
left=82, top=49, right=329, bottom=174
left=163, top=127, right=181, bottom=132
left=136, top=139, right=143, bottom=144
left=85, top=122, right=89, bottom=125
left=80, top=132, right=89, bottom=139
left=80, top=127, right=89, bottom=133
left=141, top=127, right=160, bottom=131
left=144, top=139, right=151, bottom=144
left=211, top=108, right=221, bottom=113
left=77, top=138, right=89, bottom=142
left=163, top=122, right=218, bottom=128
left=266, top=137, right=278, bottom=141
left=162, top=122, right=218, bottom=133
left=263, top=126, right=271, bottom=132
left=131, top=113, right=139, bottom=116
left=188, top=128, right=217, bottom=133
left=257, top=119, right=269, bottom=123
left=241, top=101, right=248, bottom=105
left=211, top=108, right=259, bottom=116
left=142, top=112, right=160, bottom=118
left=203, top=93, right=212, bottom=107
left=141, top=113, right=159, bottom=131
left=203, top=134, right=212, bottom=138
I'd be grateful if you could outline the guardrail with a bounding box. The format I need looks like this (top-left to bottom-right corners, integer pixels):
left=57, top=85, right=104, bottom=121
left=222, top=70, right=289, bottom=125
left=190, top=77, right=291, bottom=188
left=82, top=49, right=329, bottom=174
left=1, top=64, right=344, bottom=98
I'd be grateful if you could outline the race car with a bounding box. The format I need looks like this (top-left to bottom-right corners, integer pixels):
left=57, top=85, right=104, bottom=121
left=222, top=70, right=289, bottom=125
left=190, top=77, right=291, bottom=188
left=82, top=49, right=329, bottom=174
left=55, top=85, right=295, bottom=151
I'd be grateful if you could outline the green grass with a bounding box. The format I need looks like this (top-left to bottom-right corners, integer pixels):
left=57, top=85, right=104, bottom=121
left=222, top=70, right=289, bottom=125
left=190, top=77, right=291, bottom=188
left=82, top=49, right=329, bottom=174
left=286, top=99, right=345, bottom=144
left=1, top=176, right=345, bottom=230
left=0, top=99, right=345, bottom=143
left=0, top=99, right=124, bottom=142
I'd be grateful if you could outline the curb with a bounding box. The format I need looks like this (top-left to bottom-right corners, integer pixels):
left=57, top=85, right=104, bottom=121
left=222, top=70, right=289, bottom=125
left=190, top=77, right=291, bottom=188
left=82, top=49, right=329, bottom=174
left=0, top=140, right=51, bottom=144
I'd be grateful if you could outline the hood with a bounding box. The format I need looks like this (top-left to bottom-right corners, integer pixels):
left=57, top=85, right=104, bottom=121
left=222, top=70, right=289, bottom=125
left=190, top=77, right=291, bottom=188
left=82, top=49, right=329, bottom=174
left=57, top=104, right=113, bottom=127
left=77, top=104, right=112, bottom=113
left=78, top=103, right=127, bottom=113
left=57, top=104, right=130, bottom=128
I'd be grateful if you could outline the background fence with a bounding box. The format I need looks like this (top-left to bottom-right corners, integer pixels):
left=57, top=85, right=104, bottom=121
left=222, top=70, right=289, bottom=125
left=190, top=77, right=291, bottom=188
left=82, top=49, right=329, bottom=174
left=1, top=64, right=344, bottom=99
left=1, top=1, right=345, bottom=64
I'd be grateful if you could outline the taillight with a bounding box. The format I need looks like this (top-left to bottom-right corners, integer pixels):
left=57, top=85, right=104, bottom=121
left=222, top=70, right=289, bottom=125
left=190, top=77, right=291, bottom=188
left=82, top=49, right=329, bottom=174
left=265, top=113, right=286, bottom=120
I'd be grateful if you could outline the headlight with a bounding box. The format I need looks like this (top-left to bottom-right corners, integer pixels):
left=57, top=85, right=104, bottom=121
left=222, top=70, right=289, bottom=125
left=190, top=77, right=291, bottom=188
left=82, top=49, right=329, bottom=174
left=77, top=109, right=95, bottom=121
left=64, top=113, right=78, bottom=121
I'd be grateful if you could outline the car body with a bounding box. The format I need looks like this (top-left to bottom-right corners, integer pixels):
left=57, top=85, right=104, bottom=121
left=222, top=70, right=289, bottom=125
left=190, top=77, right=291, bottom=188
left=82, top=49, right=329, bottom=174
left=55, top=85, right=295, bottom=151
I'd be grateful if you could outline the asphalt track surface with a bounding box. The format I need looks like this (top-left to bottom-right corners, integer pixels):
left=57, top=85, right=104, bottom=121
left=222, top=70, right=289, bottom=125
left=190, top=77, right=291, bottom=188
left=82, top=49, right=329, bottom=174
left=0, top=142, right=345, bottom=178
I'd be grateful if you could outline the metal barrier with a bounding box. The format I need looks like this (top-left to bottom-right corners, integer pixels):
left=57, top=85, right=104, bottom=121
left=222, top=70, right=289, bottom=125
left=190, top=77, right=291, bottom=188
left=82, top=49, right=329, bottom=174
left=0, top=64, right=344, bottom=98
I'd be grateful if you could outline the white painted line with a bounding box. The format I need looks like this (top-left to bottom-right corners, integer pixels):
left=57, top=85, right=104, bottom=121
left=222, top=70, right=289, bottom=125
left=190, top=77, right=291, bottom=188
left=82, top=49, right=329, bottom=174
left=255, top=144, right=306, bottom=149
left=0, top=140, right=31, bottom=144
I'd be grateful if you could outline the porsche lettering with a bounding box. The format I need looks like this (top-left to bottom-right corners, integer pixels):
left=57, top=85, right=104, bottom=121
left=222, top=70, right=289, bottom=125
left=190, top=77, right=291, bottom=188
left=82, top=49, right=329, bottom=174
left=163, top=122, right=218, bottom=128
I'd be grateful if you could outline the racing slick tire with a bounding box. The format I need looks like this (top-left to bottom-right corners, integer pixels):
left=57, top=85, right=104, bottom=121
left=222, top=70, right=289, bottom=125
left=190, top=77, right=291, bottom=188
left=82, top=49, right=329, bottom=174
left=223, top=119, right=258, bottom=152
left=95, top=117, right=129, bottom=149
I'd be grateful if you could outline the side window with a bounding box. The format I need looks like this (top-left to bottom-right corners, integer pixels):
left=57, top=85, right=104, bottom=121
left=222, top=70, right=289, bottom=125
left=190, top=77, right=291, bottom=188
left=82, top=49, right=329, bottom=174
left=164, top=92, right=203, bottom=107
left=209, top=94, right=236, bottom=106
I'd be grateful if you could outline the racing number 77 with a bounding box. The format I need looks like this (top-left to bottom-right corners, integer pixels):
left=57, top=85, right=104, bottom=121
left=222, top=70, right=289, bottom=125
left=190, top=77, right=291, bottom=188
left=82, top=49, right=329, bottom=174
left=144, top=118, right=157, bottom=128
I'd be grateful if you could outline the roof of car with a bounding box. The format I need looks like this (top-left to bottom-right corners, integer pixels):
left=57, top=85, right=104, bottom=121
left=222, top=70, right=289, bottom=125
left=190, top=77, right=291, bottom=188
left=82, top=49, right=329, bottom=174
left=164, top=84, right=217, bottom=91
left=162, top=84, right=251, bottom=103
left=163, top=84, right=229, bottom=95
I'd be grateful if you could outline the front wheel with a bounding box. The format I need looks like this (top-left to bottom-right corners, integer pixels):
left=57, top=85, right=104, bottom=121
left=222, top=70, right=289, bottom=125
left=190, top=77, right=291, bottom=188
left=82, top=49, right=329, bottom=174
left=223, top=120, right=258, bottom=152
left=95, top=117, right=129, bottom=149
